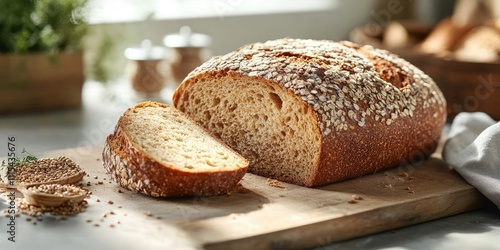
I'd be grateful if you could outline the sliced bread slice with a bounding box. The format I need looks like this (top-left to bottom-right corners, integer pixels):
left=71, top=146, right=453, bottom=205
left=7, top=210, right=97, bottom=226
left=102, top=101, right=249, bottom=197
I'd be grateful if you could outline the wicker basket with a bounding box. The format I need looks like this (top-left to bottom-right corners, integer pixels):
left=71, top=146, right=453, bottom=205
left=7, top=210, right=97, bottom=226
left=351, top=24, right=500, bottom=120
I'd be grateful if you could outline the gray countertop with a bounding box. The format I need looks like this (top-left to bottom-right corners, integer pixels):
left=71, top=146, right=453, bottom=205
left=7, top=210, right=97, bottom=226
left=1, top=81, right=499, bottom=250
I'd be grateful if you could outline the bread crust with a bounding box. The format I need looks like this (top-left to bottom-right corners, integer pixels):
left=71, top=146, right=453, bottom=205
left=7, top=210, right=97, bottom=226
left=173, top=38, right=446, bottom=187
left=102, top=102, right=248, bottom=197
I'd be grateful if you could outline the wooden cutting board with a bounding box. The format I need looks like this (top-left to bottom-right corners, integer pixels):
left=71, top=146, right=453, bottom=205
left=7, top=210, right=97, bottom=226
left=2, top=146, right=486, bottom=250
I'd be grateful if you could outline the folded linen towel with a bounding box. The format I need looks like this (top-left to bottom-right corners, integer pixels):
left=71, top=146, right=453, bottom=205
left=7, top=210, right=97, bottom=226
left=442, top=112, right=500, bottom=209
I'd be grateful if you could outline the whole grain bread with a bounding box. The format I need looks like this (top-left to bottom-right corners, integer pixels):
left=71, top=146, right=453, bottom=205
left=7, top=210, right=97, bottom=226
left=102, top=101, right=249, bottom=197
left=173, top=38, right=447, bottom=187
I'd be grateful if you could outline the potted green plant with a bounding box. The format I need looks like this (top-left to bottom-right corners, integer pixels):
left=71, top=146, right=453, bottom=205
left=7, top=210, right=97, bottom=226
left=0, top=0, right=88, bottom=113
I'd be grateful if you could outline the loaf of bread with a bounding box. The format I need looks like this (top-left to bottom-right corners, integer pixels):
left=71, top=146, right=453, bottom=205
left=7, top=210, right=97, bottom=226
left=382, top=21, right=431, bottom=49
left=454, top=25, right=500, bottom=62
left=173, top=38, right=447, bottom=187
left=418, top=18, right=473, bottom=54
left=102, top=101, right=249, bottom=197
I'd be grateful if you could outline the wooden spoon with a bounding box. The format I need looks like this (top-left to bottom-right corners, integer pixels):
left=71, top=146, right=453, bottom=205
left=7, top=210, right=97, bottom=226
left=19, top=186, right=87, bottom=207
left=1, top=172, right=87, bottom=207
left=0, top=171, right=85, bottom=190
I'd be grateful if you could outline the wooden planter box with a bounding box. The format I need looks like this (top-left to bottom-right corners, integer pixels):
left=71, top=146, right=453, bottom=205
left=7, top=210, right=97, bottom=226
left=0, top=51, right=84, bottom=114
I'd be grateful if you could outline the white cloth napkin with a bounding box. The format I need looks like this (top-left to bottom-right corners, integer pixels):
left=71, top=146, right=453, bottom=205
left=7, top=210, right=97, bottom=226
left=442, top=112, right=500, bottom=209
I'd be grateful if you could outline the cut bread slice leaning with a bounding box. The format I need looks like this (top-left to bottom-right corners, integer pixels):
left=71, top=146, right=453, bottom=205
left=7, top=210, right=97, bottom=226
left=102, top=101, right=249, bottom=197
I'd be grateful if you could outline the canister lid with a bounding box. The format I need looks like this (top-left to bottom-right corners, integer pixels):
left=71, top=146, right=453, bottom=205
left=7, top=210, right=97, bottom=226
left=124, top=40, right=167, bottom=60
left=163, top=26, right=212, bottom=48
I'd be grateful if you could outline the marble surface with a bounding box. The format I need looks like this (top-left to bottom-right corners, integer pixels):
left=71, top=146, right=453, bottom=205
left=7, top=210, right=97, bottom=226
left=1, top=81, right=499, bottom=250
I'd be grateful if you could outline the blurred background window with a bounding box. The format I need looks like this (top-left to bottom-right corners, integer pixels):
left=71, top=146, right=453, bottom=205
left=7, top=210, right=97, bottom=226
left=86, top=0, right=340, bottom=24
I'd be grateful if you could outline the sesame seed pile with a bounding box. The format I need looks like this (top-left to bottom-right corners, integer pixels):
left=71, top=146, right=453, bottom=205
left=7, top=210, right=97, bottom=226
left=188, top=38, right=446, bottom=137
left=14, top=156, right=85, bottom=184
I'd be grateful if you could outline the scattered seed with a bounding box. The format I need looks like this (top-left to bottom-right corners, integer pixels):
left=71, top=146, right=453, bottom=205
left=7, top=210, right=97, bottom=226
left=266, top=178, right=285, bottom=189
left=351, top=195, right=363, bottom=201
left=405, top=187, right=415, bottom=193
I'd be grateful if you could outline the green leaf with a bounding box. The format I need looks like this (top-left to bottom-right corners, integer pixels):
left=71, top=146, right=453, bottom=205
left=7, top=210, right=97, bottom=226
left=0, top=0, right=88, bottom=53
left=21, top=148, right=38, bottom=163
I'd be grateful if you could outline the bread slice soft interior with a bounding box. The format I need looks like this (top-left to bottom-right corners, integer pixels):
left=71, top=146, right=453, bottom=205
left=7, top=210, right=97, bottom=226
left=121, top=102, right=249, bottom=173
left=174, top=74, right=321, bottom=185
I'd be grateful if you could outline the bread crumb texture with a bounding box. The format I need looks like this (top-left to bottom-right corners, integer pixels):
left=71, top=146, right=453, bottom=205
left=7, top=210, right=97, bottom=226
left=122, top=102, right=246, bottom=172
left=173, top=38, right=447, bottom=186
left=102, top=102, right=249, bottom=197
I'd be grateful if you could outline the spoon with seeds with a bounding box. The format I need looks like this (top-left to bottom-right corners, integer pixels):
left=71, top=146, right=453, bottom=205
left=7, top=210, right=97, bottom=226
left=0, top=156, right=85, bottom=189
left=0, top=172, right=86, bottom=189
left=0, top=156, right=87, bottom=207
left=19, top=184, right=88, bottom=207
